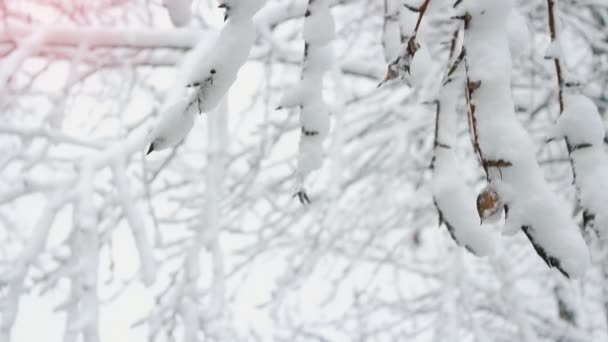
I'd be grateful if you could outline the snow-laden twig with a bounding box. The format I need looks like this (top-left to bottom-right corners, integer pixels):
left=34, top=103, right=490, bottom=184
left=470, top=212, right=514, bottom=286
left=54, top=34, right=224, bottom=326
left=432, top=67, right=497, bottom=257
left=147, top=0, right=265, bottom=154
left=277, top=0, right=335, bottom=204
left=545, top=0, right=608, bottom=238
left=461, top=0, right=589, bottom=278
left=557, top=95, right=608, bottom=237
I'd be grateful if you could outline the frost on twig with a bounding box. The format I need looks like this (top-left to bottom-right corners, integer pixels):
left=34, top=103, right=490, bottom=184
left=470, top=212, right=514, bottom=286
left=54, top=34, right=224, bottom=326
left=277, top=0, right=335, bottom=205
left=461, top=0, right=589, bottom=278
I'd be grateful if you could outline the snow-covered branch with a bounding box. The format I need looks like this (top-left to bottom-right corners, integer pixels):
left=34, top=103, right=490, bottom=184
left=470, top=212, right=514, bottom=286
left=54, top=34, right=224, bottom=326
left=461, top=0, right=589, bottom=278
left=277, top=0, right=335, bottom=204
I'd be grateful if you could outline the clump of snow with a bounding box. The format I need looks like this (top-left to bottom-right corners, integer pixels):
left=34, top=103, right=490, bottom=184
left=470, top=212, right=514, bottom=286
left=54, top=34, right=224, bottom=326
left=304, top=45, right=334, bottom=74
left=280, top=0, right=335, bottom=198
left=298, top=135, right=324, bottom=175
left=504, top=190, right=590, bottom=278
left=433, top=148, right=498, bottom=257
left=147, top=94, right=198, bottom=153
left=559, top=94, right=605, bottom=146
left=300, top=100, right=330, bottom=138
left=544, top=39, right=563, bottom=60
left=432, top=78, right=498, bottom=257
left=303, top=4, right=335, bottom=46
left=277, top=74, right=323, bottom=109
left=558, top=94, right=608, bottom=239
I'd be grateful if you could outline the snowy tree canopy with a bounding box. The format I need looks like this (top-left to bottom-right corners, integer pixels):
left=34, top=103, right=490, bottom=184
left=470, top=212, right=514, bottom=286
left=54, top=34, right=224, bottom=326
left=1, top=0, right=608, bottom=341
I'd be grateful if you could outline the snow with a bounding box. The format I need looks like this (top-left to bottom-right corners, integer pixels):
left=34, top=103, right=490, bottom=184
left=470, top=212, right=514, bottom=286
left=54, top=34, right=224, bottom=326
left=409, top=43, right=435, bottom=89
left=148, top=1, right=262, bottom=153
left=147, top=94, right=197, bottom=153
left=219, top=0, right=266, bottom=22
left=544, top=39, right=563, bottom=60
left=382, top=0, right=401, bottom=63
left=303, top=44, right=334, bottom=74
left=187, top=20, right=257, bottom=110
left=432, top=77, right=498, bottom=257
left=300, top=100, right=330, bottom=138
left=571, top=146, right=608, bottom=237
left=506, top=9, right=530, bottom=58
left=298, top=135, right=324, bottom=175
left=559, top=94, right=608, bottom=238
left=163, top=0, right=192, bottom=27
left=433, top=149, right=498, bottom=257
left=559, top=94, right=605, bottom=146
left=284, top=0, right=335, bottom=190
left=277, top=73, right=323, bottom=109
left=303, top=4, right=335, bottom=46
left=502, top=191, right=590, bottom=278
left=463, top=0, right=590, bottom=277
